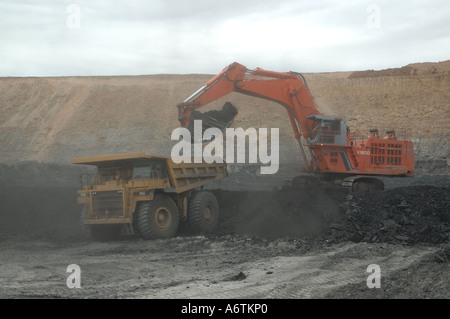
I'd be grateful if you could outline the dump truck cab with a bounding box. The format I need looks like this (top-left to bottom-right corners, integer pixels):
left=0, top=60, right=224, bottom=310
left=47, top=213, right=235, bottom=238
left=73, top=152, right=227, bottom=241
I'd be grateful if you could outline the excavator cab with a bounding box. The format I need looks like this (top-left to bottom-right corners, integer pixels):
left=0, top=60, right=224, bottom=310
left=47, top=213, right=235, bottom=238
left=307, top=115, right=348, bottom=146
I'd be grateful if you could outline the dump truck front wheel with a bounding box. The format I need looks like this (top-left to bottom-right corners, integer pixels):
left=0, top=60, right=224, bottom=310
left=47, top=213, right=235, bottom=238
left=137, top=195, right=179, bottom=239
left=188, top=191, right=220, bottom=234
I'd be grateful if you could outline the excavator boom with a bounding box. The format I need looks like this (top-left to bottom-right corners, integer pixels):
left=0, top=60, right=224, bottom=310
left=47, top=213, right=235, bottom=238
left=178, top=62, right=321, bottom=140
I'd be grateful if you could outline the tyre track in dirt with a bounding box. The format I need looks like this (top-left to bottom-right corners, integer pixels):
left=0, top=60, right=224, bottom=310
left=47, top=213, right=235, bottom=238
left=0, top=231, right=445, bottom=299
left=133, top=242, right=436, bottom=299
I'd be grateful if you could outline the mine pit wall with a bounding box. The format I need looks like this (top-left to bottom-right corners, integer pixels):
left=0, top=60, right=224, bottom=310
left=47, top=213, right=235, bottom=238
left=305, top=73, right=450, bottom=138
left=0, top=73, right=448, bottom=170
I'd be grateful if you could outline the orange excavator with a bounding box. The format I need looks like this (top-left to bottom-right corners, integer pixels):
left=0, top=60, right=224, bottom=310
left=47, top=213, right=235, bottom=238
left=177, top=62, right=415, bottom=191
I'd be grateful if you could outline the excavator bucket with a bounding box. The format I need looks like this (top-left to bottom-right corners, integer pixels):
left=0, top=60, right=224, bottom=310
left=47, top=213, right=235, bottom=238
left=186, top=102, right=238, bottom=139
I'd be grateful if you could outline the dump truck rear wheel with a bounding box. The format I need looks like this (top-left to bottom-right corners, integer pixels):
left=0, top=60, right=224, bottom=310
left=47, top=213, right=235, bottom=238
left=188, top=191, right=219, bottom=234
left=137, top=195, right=179, bottom=239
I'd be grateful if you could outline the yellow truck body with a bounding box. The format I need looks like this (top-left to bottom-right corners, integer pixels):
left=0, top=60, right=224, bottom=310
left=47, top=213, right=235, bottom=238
left=72, top=152, right=227, bottom=240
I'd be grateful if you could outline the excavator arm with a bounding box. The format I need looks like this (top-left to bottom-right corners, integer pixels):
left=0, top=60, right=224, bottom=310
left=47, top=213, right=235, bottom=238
left=177, top=62, right=322, bottom=140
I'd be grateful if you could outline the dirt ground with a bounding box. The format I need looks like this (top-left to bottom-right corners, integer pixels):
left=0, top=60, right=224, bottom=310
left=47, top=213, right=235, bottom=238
left=0, top=173, right=448, bottom=300
left=0, top=236, right=446, bottom=299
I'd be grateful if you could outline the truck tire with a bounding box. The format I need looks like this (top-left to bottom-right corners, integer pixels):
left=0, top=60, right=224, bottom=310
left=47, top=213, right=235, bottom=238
left=81, top=205, right=121, bottom=241
left=188, top=191, right=220, bottom=234
left=137, top=195, right=179, bottom=239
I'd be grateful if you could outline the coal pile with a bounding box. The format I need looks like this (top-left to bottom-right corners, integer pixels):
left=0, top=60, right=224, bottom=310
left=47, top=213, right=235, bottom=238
left=330, top=186, right=450, bottom=244
left=212, top=183, right=449, bottom=245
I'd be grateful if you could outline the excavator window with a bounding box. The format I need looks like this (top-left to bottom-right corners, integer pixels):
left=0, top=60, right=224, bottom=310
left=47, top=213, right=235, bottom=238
left=310, top=118, right=341, bottom=144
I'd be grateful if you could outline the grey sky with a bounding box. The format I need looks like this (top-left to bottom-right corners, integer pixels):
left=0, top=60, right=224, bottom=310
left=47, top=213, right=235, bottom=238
left=1, top=0, right=449, bottom=76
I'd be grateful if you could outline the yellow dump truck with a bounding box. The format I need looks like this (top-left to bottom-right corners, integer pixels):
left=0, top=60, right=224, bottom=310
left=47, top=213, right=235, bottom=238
left=72, top=152, right=227, bottom=241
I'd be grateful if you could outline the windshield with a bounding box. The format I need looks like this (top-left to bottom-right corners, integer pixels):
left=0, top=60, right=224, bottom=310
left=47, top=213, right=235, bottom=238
left=132, top=160, right=167, bottom=180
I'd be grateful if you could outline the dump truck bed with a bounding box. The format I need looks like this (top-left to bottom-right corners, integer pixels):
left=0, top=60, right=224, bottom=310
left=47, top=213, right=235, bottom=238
left=72, top=152, right=227, bottom=193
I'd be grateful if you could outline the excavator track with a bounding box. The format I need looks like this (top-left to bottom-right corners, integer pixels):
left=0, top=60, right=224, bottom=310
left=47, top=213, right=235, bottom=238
left=340, top=175, right=385, bottom=192
left=281, top=175, right=385, bottom=193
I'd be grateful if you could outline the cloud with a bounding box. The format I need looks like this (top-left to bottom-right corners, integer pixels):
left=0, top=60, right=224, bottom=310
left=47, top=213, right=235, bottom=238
left=0, top=0, right=449, bottom=76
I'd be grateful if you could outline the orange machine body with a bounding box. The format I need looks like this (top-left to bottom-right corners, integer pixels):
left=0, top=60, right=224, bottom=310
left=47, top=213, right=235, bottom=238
left=178, top=62, right=415, bottom=178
